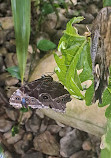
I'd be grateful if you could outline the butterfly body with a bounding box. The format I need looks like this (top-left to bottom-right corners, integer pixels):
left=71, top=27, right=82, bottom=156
left=91, top=7, right=111, bottom=103
left=9, top=76, right=71, bottom=112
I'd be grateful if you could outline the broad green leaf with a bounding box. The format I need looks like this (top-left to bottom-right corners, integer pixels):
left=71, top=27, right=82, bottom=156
left=11, top=0, right=31, bottom=83
left=6, top=66, right=21, bottom=80
left=54, top=17, right=92, bottom=99
left=64, top=16, right=84, bottom=36
left=37, top=39, right=56, bottom=51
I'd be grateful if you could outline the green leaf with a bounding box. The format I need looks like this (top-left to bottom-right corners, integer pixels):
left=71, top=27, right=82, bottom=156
left=85, top=83, right=94, bottom=106
left=64, top=16, right=84, bottom=36
left=6, top=66, right=21, bottom=80
left=42, top=2, right=54, bottom=15
left=54, top=17, right=91, bottom=100
left=11, top=0, right=31, bottom=83
left=37, top=39, right=57, bottom=51
left=98, top=87, right=111, bottom=107
left=105, top=105, right=111, bottom=118
left=20, top=107, right=29, bottom=112
left=11, top=125, right=19, bottom=136
left=103, top=0, right=111, bottom=7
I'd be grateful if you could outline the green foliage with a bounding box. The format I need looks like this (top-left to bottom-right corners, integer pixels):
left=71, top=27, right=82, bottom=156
left=54, top=16, right=111, bottom=111
left=103, top=0, right=111, bottom=7
left=37, top=39, right=56, bottom=51
left=54, top=17, right=92, bottom=99
left=6, top=66, right=21, bottom=80
left=42, top=2, right=54, bottom=15
left=11, top=125, right=19, bottom=136
left=11, top=0, right=31, bottom=83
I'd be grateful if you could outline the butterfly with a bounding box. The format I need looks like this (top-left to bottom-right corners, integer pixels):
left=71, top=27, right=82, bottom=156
left=90, top=7, right=111, bottom=103
left=9, top=76, right=71, bottom=112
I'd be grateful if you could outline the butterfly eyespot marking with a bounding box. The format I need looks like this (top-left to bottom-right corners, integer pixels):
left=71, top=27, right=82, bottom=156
left=95, top=64, right=100, bottom=78
left=15, top=97, right=20, bottom=100
left=43, top=95, right=49, bottom=100
left=56, top=99, right=60, bottom=103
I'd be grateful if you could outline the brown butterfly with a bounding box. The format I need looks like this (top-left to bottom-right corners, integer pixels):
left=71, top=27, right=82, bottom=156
left=90, top=7, right=111, bottom=103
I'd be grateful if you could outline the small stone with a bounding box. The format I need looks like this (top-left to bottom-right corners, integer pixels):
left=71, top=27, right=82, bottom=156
left=23, top=132, right=33, bottom=141
left=0, top=55, right=5, bottom=73
left=14, top=140, right=30, bottom=155
left=0, top=87, right=8, bottom=105
left=47, top=125, right=61, bottom=134
left=60, top=129, right=83, bottom=157
left=88, top=4, right=99, bottom=15
left=0, top=3, right=7, bottom=14
left=0, top=17, right=13, bottom=30
left=35, top=109, right=44, bottom=119
left=5, top=108, right=18, bottom=121
left=39, top=117, right=49, bottom=133
left=5, top=41, right=16, bottom=52
left=5, top=86, right=18, bottom=98
left=3, top=129, right=25, bottom=144
left=5, top=77, right=19, bottom=86
left=0, top=72, right=10, bottom=86
left=4, top=151, right=13, bottom=158
left=22, top=152, right=44, bottom=158
left=20, top=110, right=32, bottom=125
left=59, top=127, right=72, bottom=137
left=0, top=47, right=7, bottom=55
left=4, top=53, right=17, bottom=67
left=0, top=119, right=13, bottom=132
left=25, top=114, right=41, bottom=133
left=0, top=30, right=6, bottom=45
left=82, top=140, right=92, bottom=151
left=70, top=151, right=88, bottom=158
left=33, top=131, right=59, bottom=156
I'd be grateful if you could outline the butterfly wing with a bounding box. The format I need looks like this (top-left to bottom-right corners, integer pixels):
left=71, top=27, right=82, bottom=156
left=91, top=7, right=111, bottom=103
left=19, top=76, right=71, bottom=112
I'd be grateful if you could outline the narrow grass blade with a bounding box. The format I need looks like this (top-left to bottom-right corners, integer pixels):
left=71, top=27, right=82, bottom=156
left=11, top=0, right=31, bottom=83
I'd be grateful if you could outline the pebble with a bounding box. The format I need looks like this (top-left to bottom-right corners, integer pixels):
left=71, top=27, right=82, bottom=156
left=47, top=125, right=61, bottom=134
left=59, top=127, right=72, bottom=137
left=0, top=119, right=13, bottom=132
left=5, top=41, right=16, bottom=52
left=82, top=140, right=92, bottom=151
left=0, top=47, right=7, bottom=55
left=35, top=109, right=44, bottom=119
left=0, top=30, right=6, bottom=45
left=4, top=53, right=16, bottom=67
left=25, top=114, right=41, bottom=133
left=5, top=77, right=19, bottom=86
left=5, top=108, right=18, bottom=121
left=3, top=129, right=25, bottom=144
left=70, top=150, right=88, bottom=158
left=0, top=17, right=13, bottom=29
left=60, top=129, right=83, bottom=157
left=22, top=152, right=44, bottom=158
left=0, top=72, right=10, bottom=86
left=4, top=151, right=13, bottom=158
left=33, top=131, right=59, bottom=156
left=14, top=140, right=30, bottom=155
left=39, top=118, right=49, bottom=133
left=20, top=110, right=32, bottom=125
